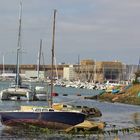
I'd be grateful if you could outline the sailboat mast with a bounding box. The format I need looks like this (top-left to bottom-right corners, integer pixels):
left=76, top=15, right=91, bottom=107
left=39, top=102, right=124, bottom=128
left=50, top=9, right=57, bottom=107
left=78, top=55, right=80, bottom=80
left=16, top=0, right=22, bottom=87
left=94, top=60, right=96, bottom=83
left=2, top=54, right=5, bottom=76
left=54, top=56, right=58, bottom=80
left=37, top=39, right=42, bottom=80
left=137, top=56, right=140, bottom=71
left=17, top=0, right=22, bottom=50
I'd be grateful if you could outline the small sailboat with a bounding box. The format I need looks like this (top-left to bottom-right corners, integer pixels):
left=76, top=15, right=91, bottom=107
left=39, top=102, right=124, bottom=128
left=34, top=39, right=48, bottom=101
left=0, top=9, right=86, bottom=129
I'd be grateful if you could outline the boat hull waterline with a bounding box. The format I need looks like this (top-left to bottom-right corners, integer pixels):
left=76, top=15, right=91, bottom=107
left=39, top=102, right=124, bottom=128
left=0, top=111, right=85, bottom=129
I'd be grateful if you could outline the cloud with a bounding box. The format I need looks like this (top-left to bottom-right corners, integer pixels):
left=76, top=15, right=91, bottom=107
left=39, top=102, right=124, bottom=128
left=0, top=0, right=140, bottom=64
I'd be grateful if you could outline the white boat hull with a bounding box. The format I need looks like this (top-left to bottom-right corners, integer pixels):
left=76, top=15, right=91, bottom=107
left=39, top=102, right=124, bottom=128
left=0, top=88, right=35, bottom=101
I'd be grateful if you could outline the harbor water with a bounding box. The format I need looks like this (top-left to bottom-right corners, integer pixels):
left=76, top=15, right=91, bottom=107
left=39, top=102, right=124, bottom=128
left=0, top=81, right=139, bottom=140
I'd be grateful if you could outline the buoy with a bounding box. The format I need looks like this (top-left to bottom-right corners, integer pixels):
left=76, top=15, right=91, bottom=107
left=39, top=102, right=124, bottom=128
left=76, top=93, right=81, bottom=96
left=51, top=92, right=59, bottom=97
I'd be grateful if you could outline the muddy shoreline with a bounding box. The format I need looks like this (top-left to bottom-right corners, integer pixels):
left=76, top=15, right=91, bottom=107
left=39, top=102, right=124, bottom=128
left=86, top=84, right=140, bottom=106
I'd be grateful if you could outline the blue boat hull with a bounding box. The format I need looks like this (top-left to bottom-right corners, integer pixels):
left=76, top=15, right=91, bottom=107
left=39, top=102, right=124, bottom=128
left=112, top=89, right=120, bottom=94
left=0, top=111, right=85, bottom=129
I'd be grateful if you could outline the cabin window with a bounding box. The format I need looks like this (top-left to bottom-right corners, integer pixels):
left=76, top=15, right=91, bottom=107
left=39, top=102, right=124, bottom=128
left=42, top=109, right=49, bottom=112
left=33, top=108, right=41, bottom=112
left=49, top=109, right=54, bottom=111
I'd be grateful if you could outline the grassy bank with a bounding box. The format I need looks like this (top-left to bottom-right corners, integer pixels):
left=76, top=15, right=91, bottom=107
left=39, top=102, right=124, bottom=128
left=91, top=84, right=140, bottom=105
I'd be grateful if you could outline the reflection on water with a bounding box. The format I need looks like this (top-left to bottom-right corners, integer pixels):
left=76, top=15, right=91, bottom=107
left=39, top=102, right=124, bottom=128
left=132, top=112, right=140, bottom=127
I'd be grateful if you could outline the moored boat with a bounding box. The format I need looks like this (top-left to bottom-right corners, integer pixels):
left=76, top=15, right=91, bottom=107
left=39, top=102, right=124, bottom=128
left=35, top=85, right=48, bottom=101
left=0, top=87, right=35, bottom=101
left=0, top=106, right=85, bottom=129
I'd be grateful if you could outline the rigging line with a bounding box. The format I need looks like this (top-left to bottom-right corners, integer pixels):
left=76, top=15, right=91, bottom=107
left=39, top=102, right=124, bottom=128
left=42, top=52, right=46, bottom=72
left=37, top=39, right=42, bottom=79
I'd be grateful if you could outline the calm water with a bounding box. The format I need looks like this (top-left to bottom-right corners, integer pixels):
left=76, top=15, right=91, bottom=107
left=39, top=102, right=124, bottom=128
left=0, top=81, right=139, bottom=140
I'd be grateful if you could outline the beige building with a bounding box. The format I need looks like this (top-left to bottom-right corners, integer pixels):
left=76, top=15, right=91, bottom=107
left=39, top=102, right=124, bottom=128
left=74, top=59, right=124, bottom=83
left=63, top=65, right=76, bottom=81
left=78, top=59, right=95, bottom=81
left=95, top=61, right=123, bottom=83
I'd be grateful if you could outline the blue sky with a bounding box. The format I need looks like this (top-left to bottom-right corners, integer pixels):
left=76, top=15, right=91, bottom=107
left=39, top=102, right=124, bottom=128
left=0, top=0, right=140, bottom=65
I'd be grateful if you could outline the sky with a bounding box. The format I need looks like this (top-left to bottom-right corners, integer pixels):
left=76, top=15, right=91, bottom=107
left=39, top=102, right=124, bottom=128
left=0, top=0, right=140, bottom=65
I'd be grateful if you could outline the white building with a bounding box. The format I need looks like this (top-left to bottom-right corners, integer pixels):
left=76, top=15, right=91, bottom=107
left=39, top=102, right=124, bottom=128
left=63, top=65, right=76, bottom=81
left=25, top=71, right=45, bottom=80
